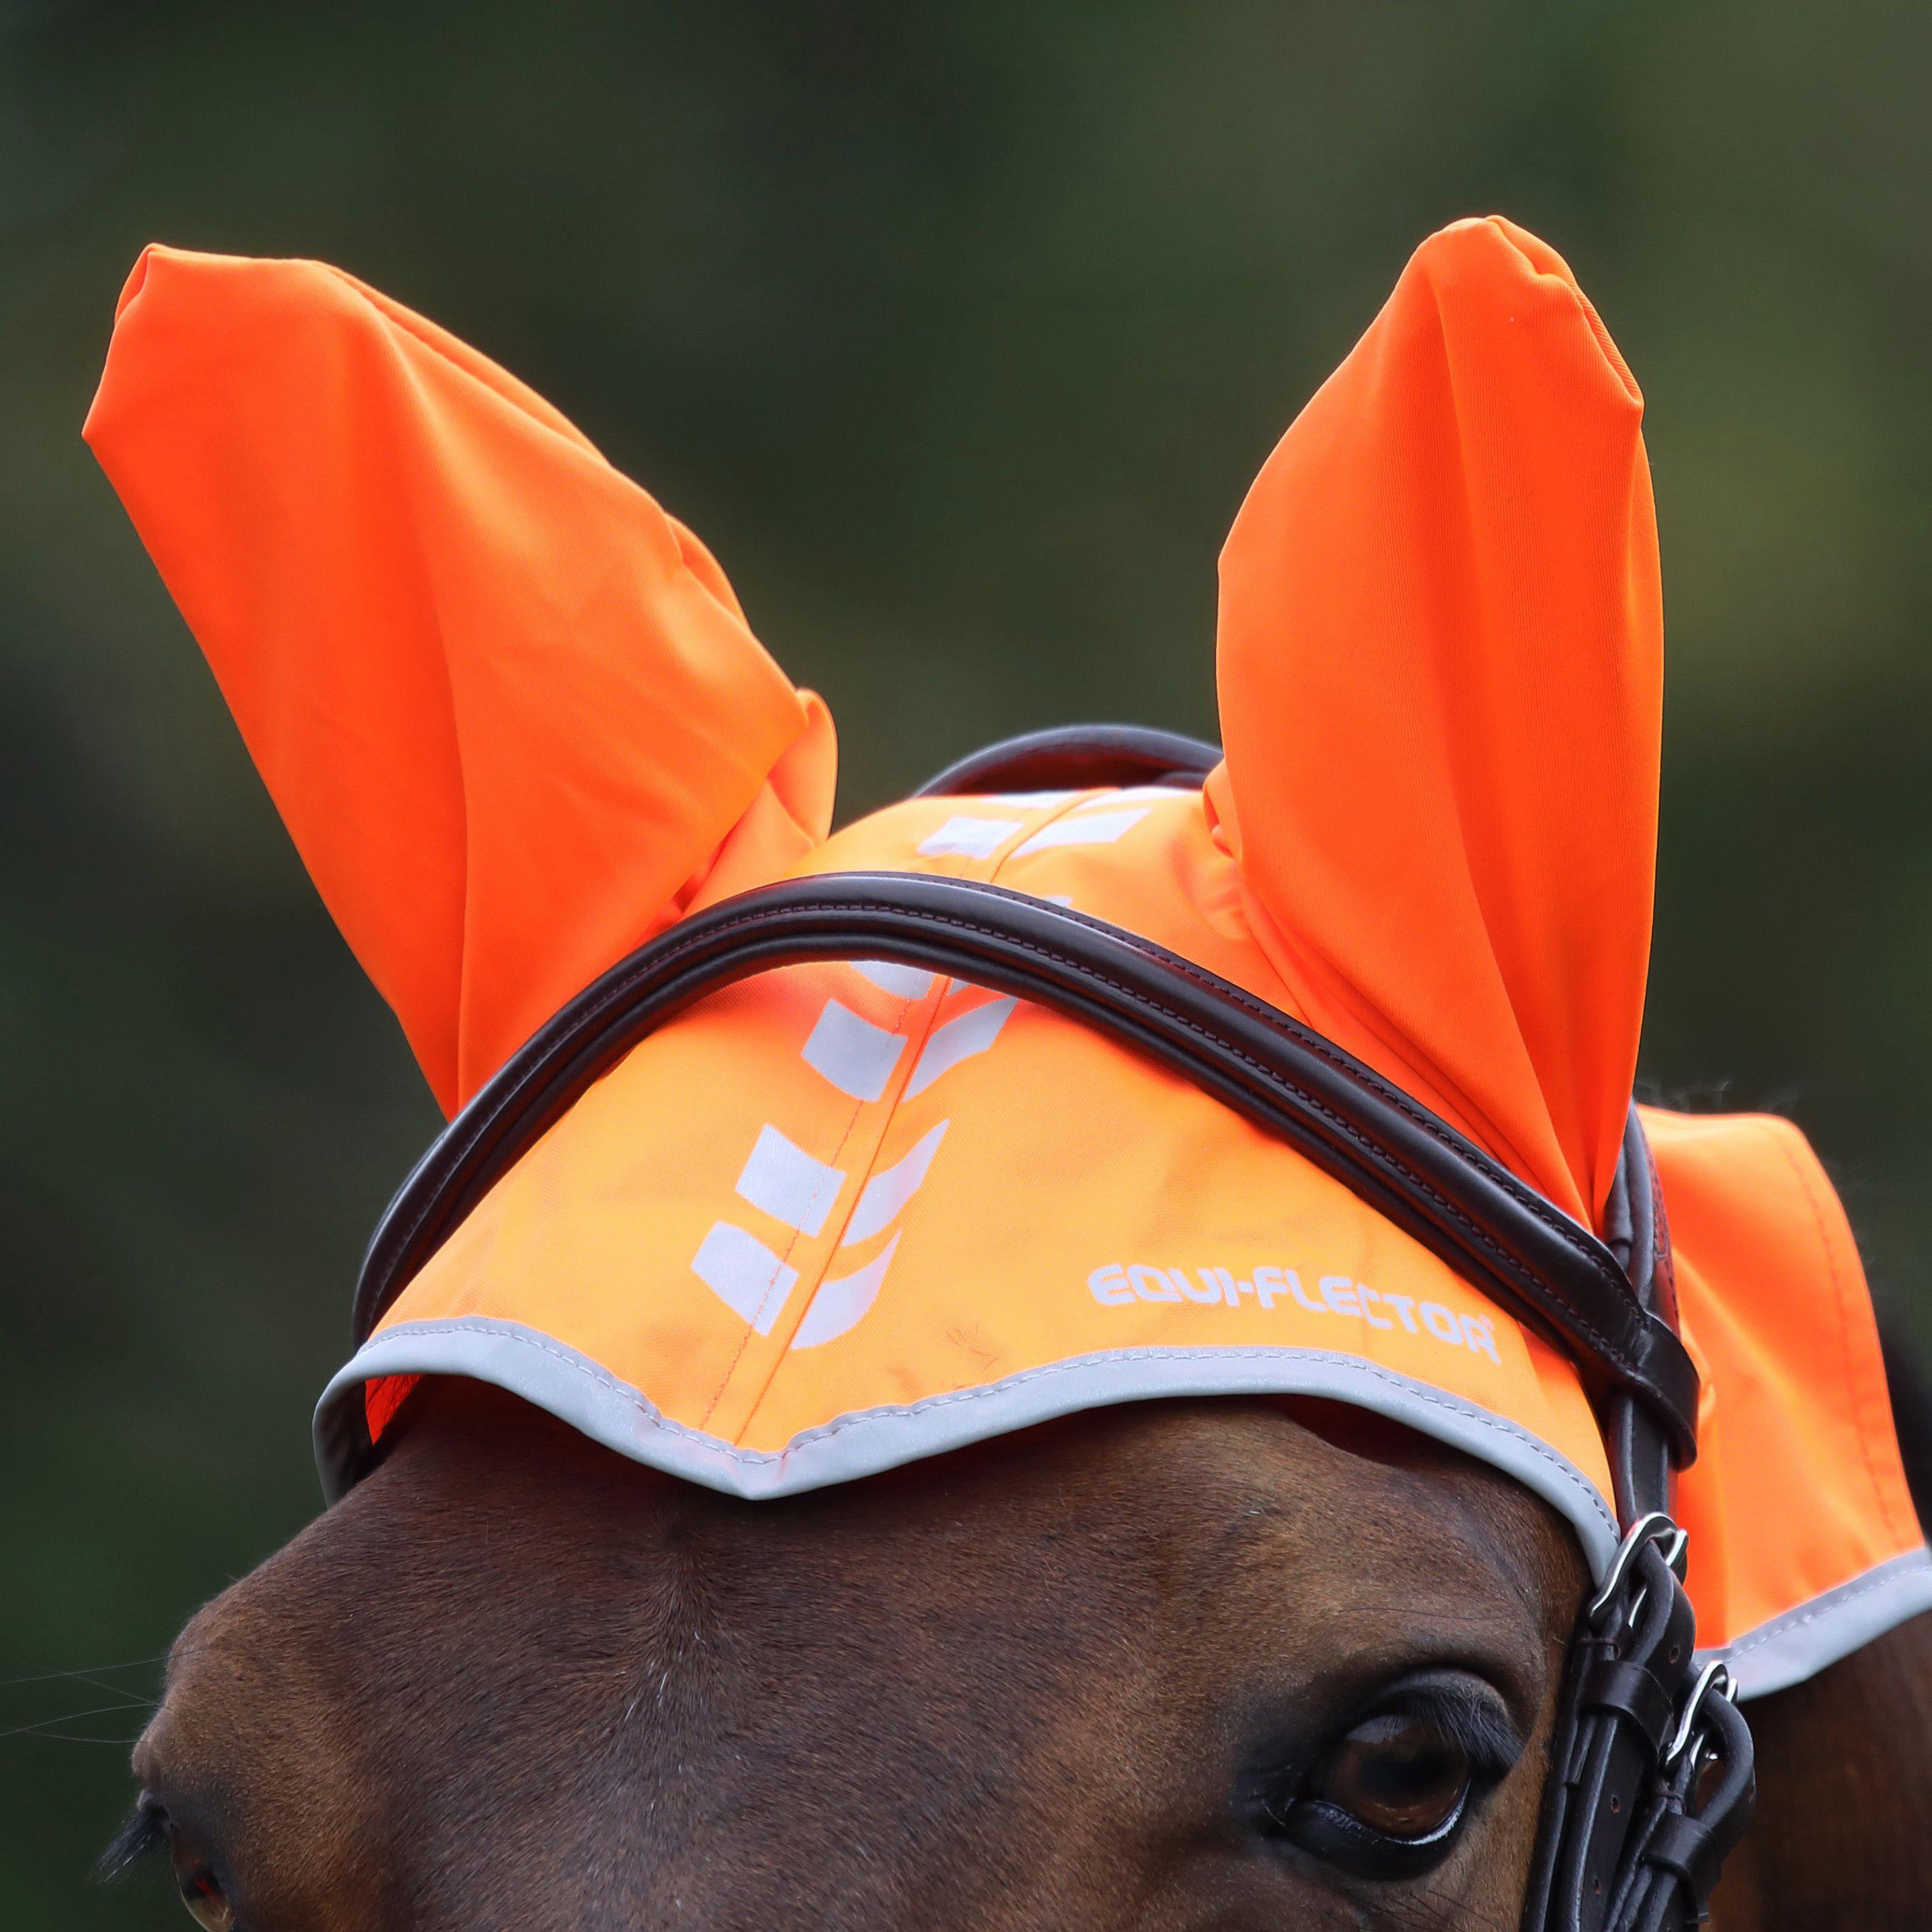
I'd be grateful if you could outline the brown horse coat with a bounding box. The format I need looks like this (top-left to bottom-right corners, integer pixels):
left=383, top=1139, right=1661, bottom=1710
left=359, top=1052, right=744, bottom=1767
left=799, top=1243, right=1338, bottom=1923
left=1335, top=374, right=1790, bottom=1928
left=121, top=1378, right=1932, bottom=1931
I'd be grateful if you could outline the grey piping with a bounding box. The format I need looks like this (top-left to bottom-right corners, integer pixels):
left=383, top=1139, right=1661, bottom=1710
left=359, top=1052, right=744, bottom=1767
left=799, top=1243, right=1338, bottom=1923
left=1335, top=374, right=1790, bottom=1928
left=1696, top=1544, right=1932, bottom=1701
left=314, top=1316, right=1621, bottom=1577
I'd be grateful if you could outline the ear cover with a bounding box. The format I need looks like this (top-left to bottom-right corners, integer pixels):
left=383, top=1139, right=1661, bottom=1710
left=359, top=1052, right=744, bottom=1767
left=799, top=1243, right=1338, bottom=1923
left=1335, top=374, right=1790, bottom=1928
left=84, top=246, right=834, bottom=1115
left=1208, top=216, right=1660, bottom=1229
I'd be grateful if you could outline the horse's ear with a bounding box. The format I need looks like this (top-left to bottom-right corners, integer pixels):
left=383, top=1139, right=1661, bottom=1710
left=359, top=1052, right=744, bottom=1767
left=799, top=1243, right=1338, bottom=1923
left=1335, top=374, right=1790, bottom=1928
left=1208, top=217, right=1660, bottom=1228
left=85, top=245, right=834, bottom=1116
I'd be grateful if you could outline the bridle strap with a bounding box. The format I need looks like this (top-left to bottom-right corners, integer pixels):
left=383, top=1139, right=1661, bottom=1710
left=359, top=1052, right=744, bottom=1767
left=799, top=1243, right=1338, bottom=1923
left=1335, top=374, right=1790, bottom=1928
left=1522, top=1534, right=1755, bottom=1932
left=910, top=722, right=1222, bottom=799
left=1600, top=1108, right=1679, bottom=1524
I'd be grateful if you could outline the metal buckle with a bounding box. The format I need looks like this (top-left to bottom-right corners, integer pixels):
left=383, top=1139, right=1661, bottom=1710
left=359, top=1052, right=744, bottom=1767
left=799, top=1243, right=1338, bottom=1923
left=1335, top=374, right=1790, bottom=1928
left=1587, top=1512, right=1687, bottom=1628
left=1664, top=1660, right=1736, bottom=1768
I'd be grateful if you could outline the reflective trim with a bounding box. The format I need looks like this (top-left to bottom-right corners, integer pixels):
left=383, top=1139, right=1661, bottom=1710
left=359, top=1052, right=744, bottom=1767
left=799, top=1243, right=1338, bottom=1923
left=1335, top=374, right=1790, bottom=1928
left=800, top=998, right=906, bottom=1102
left=903, top=995, right=1016, bottom=1097
left=314, top=1317, right=1620, bottom=1576
left=848, top=958, right=935, bottom=1000
left=1697, top=1545, right=1932, bottom=1700
left=791, top=1235, right=902, bottom=1350
left=915, top=815, right=1024, bottom=858
left=842, top=1122, right=948, bottom=1245
left=689, top=1223, right=799, bottom=1334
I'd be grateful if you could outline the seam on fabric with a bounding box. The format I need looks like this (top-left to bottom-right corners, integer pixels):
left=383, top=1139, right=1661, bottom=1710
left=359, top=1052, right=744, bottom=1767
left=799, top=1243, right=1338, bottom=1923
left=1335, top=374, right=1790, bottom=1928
left=980, top=798, right=1094, bottom=883
left=731, top=973, right=938, bottom=1416
left=696, top=1047, right=866, bottom=1425
left=334, top=1318, right=1618, bottom=1544
left=726, top=793, right=1101, bottom=1444
left=698, top=971, right=935, bottom=1432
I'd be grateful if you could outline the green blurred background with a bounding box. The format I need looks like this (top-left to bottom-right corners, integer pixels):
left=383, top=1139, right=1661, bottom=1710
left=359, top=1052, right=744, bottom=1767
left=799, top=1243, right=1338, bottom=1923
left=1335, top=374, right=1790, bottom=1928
left=5, top=2, right=1931, bottom=1920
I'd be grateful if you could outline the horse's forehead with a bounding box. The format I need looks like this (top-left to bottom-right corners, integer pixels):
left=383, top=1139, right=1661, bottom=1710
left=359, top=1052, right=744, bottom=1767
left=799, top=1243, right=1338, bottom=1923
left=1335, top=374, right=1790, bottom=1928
left=140, top=1387, right=1576, bottom=1928
left=166, top=1385, right=1573, bottom=1721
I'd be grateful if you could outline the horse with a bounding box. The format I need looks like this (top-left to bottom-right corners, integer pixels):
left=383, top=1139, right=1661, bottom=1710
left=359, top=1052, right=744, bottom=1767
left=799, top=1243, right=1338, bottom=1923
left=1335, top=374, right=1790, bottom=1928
left=84, top=217, right=1932, bottom=1929
left=108, top=1369, right=1932, bottom=1930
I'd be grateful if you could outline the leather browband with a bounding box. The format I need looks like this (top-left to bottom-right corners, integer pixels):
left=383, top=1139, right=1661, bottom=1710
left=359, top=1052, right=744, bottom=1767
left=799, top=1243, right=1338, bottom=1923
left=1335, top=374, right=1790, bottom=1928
left=352, top=870, right=1700, bottom=1466
left=912, top=723, right=1222, bottom=799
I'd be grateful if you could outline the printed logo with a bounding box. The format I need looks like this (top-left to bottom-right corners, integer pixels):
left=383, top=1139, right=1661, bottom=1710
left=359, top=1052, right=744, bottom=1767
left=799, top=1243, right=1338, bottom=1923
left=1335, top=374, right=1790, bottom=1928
left=690, top=965, right=1015, bottom=1350
left=1085, top=1263, right=1500, bottom=1364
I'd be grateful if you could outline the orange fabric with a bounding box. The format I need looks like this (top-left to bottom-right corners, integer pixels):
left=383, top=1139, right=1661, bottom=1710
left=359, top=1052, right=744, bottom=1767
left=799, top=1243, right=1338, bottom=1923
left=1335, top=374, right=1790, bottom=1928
left=83, top=245, right=834, bottom=1114
left=88, top=227, right=1927, bottom=1693
left=1654, top=1108, right=1924, bottom=1652
left=1211, top=217, right=1660, bottom=1229
left=367, top=787, right=1614, bottom=1510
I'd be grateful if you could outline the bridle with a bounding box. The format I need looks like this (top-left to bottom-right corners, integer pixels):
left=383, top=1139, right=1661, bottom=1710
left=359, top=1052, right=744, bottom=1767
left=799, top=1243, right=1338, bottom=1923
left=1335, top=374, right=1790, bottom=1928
left=338, top=724, right=1755, bottom=1931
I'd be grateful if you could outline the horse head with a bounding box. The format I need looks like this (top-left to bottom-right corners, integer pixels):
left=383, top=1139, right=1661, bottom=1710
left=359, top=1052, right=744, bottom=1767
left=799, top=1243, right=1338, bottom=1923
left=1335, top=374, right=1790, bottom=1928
left=84, top=218, right=1932, bottom=1930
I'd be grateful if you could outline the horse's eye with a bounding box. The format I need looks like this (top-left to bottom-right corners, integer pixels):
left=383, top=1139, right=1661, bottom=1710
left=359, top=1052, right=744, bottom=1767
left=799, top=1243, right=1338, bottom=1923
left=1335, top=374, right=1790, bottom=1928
left=1256, top=1684, right=1515, bottom=1882
left=168, top=1838, right=236, bottom=1932
left=1308, top=1709, right=1470, bottom=1840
